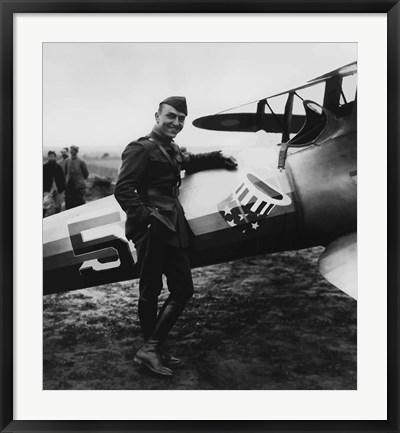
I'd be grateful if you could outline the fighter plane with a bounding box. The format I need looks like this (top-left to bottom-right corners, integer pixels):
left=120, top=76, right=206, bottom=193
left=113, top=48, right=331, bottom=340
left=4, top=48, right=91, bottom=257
left=43, top=62, right=357, bottom=299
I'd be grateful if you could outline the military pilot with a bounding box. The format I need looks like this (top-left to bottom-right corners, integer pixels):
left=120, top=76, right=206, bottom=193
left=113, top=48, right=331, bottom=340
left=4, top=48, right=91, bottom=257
left=115, top=96, right=237, bottom=376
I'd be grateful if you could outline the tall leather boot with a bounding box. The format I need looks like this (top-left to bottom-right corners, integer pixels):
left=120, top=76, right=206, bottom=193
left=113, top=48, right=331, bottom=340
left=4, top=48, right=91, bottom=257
left=152, top=297, right=186, bottom=341
left=154, top=302, right=184, bottom=368
left=134, top=337, right=173, bottom=376
left=134, top=297, right=187, bottom=375
left=152, top=297, right=186, bottom=369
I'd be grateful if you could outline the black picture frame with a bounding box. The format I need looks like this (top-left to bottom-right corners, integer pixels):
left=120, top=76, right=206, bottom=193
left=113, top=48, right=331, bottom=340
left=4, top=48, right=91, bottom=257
left=1, top=1, right=398, bottom=432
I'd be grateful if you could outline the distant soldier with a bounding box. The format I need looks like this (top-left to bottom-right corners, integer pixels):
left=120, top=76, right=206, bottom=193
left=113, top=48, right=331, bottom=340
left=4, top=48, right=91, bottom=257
left=58, top=147, right=69, bottom=175
left=57, top=147, right=69, bottom=211
left=65, top=145, right=89, bottom=209
left=43, top=151, right=66, bottom=217
left=115, top=96, right=237, bottom=376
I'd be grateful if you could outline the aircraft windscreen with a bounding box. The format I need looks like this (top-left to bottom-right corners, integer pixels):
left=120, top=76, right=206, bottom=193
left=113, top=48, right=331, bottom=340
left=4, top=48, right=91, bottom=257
left=292, top=82, right=326, bottom=114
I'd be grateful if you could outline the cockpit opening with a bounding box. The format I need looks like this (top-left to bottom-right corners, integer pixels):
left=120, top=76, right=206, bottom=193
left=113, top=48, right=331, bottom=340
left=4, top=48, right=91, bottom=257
left=277, top=100, right=327, bottom=171
left=288, top=101, right=327, bottom=146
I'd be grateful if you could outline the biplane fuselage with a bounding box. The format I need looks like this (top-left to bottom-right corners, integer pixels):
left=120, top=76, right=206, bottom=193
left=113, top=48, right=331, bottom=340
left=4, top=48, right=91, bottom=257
left=43, top=62, right=357, bottom=299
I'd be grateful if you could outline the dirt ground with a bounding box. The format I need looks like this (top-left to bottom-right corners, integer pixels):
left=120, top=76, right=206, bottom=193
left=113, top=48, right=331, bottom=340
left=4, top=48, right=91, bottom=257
left=43, top=247, right=357, bottom=390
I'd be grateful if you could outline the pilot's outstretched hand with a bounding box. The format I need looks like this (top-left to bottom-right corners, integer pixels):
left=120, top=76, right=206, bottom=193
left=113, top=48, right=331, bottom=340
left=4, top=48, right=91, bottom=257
left=220, top=153, right=238, bottom=170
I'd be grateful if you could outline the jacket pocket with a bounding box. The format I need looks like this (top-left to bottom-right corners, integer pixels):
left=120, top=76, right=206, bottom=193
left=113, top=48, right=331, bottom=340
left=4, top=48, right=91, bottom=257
left=141, top=195, right=176, bottom=232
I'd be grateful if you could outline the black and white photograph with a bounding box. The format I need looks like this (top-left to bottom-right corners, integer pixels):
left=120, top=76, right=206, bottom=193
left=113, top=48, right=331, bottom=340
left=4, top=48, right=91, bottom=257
left=42, top=42, right=358, bottom=391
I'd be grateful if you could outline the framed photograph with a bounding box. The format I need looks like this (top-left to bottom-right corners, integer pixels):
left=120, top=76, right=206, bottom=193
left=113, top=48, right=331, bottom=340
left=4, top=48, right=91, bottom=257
left=1, top=1, right=398, bottom=432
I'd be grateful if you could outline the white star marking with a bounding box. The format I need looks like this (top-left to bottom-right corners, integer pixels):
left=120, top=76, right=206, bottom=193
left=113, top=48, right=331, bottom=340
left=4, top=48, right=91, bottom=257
left=239, top=214, right=248, bottom=221
left=251, top=222, right=260, bottom=230
left=222, top=205, right=232, bottom=215
left=227, top=220, right=237, bottom=227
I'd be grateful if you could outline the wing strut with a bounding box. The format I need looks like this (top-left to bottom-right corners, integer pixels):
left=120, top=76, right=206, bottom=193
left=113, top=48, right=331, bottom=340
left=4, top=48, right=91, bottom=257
left=282, top=92, right=295, bottom=143
left=278, top=92, right=296, bottom=171
left=264, top=99, right=283, bottom=133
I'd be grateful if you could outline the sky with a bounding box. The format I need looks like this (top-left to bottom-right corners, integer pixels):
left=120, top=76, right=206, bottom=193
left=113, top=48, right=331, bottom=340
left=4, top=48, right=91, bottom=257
left=43, top=43, right=357, bottom=155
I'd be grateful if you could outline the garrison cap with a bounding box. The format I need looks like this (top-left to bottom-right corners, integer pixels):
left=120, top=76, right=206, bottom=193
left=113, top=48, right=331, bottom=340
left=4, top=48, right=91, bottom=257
left=70, top=145, right=79, bottom=151
left=160, top=96, right=188, bottom=115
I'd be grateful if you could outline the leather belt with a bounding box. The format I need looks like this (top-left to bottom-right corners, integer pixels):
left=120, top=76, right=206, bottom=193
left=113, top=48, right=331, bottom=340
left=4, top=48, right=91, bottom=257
left=145, top=186, right=179, bottom=198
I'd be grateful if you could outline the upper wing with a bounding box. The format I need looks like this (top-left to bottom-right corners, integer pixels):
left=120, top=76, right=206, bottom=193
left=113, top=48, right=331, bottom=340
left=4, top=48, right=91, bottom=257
left=192, top=61, right=357, bottom=134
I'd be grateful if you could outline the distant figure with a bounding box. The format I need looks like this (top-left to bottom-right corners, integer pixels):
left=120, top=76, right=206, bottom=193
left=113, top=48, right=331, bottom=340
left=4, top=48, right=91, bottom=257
left=65, top=145, right=89, bottom=209
left=43, top=151, right=66, bottom=217
left=57, top=147, right=69, bottom=210
left=58, top=147, right=69, bottom=175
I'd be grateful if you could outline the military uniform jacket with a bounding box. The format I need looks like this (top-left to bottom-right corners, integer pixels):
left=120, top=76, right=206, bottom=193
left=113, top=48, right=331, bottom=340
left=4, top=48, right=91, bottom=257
left=115, top=129, right=225, bottom=248
left=43, top=161, right=66, bottom=193
left=65, top=157, right=89, bottom=190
